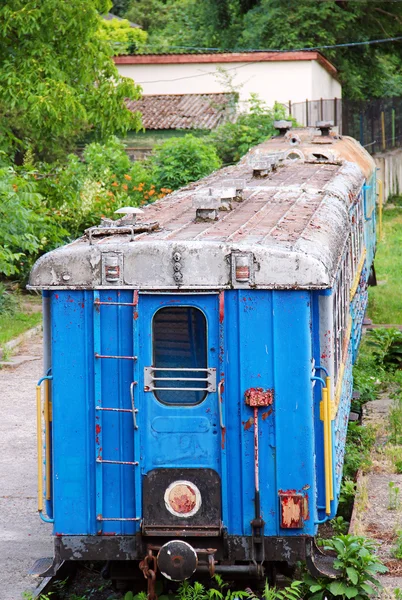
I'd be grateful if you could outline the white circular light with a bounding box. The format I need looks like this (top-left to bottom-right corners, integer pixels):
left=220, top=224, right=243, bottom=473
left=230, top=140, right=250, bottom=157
left=164, top=480, right=202, bottom=518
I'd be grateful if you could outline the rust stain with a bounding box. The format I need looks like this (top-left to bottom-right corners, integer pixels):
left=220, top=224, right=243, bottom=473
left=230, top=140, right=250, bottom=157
left=244, top=387, right=274, bottom=407
left=261, top=409, right=273, bottom=420
left=281, top=495, right=302, bottom=528
left=219, top=291, right=224, bottom=323
left=133, top=311, right=139, bottom=320
left=221, top=426, right=226, bottom=449
left=168, top=484, right=196, bottom=514
left=243, top=417, right=253, bottom=430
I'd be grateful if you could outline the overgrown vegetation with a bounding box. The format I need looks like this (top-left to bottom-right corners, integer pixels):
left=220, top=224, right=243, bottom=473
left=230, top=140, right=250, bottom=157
left=368, top=208, right=402, bottom=324
left=116, top=0, right=402, bottom=99
left=304, top=535, right=387, bottom=600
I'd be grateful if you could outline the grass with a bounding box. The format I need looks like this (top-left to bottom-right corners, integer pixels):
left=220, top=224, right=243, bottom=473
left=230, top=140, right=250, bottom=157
left=368, top=207, right=402, bottom=324
left=0, top=294, right=42, bottom=347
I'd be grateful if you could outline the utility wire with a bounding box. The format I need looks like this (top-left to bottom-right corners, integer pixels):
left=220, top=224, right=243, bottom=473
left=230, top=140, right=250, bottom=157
left=112, top=33, right=402, bottom=53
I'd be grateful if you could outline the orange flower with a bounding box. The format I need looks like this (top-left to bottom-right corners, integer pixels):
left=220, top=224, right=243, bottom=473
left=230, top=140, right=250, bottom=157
left=122, top=184, right=128, bottom=191
left=111, top=182, right=119, bottom=187
left=124, top=174, right=132, bottom=181
left=138, top=182, right=144, bottom=190
left=106, top=191, right=114, bottom=197
left=12, top=184, right=18, bottom=191
left=148, top=189, right=155, bottom=196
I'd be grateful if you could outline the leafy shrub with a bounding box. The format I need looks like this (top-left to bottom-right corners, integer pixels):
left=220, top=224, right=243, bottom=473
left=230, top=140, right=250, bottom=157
left=343, top=422, right=375, bottom=480
left=152, top=134, right=221, bottom=190
left=97, top=16, right=148, bottom=55
left=0, top=166, right=62, bottom=278
left=0, top=284, right=18, bottom=316
left=36, top=138, right=167, bottom=241
left=365, top=328, right=402, bottom=370
left=210, top=96, right=291, bottom=165
left=304, top=535, right=387, bottom=600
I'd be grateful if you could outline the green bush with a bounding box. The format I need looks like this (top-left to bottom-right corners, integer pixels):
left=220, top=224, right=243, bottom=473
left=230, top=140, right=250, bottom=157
left=210, top=96, right=291, bottom=165
left=152, top=134, right=222, bottom=190
left=0, top=166, right=62, bottom=278
left=304, top=535, right=387, bottom=600
left=0, top=283, right=18, bottom=316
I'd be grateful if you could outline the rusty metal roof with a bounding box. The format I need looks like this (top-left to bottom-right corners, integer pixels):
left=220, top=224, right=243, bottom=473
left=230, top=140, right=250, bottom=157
left=126, top=93, right=235, bottom=130
left=28, top=131, right=375, bottom=292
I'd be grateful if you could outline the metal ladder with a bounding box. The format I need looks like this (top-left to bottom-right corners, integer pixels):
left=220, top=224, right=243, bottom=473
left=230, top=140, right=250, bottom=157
left=93, top=290, right=140, bottom=531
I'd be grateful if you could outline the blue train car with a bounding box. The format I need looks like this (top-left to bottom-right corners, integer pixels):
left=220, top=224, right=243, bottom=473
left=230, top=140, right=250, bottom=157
left=29, top=124, right=377, bottom=586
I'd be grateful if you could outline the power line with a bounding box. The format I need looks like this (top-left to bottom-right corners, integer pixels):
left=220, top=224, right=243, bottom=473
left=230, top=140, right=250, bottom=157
left=132, top=34, right=402, bottom=54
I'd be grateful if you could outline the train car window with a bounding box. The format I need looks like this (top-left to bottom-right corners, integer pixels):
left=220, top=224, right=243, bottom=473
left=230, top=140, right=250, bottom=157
left=152, top=306, right=208, bottom=405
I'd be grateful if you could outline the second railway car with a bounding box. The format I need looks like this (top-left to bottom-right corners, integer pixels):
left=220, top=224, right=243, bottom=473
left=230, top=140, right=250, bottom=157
left=29, top=123, right=377, bottom=587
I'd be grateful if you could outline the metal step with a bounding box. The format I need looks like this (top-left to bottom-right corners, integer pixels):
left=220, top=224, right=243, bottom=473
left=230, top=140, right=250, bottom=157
left=306, top=539, right=340, bottom=579
left=28, top=558, right=54, bottom=577
left=28, top=557, right=62, bottom=578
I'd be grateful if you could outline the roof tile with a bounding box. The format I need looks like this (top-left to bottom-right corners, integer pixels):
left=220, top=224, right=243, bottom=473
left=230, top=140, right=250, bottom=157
left=126, top=93, right=235, bottom=130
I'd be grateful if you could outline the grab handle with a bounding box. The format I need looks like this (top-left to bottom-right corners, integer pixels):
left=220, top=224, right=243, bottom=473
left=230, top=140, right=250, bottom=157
left=36, top=375, right=54, bottom=523
left=218, top=379, right=225, bottom=429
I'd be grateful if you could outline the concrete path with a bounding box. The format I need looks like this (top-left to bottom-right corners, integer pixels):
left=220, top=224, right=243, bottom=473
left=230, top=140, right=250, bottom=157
left=0, top=333, right=53, bottom=600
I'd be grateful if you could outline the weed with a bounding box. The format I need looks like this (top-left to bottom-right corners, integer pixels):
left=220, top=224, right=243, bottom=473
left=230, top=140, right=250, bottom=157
left=260, top=580, right=304, bottom=600
left=124, top=593, right=147, bottom=600
left=0, top=283, right=19, bottom=315
left=388, top=481, right=400, bottom=510
left=1, top=345, right=12, bottom=361
left=368, top=209, right=402, bottom=324
left=338, top=478, right=357, bottom=519
left=330, top=516, right=350, bottom=535
left=176, top=575, right=249, bottom=600
left=389, top=396, right=402, bottom=444
left=366, top=328, right=402, bottom=367
left=343, top=422, right=375, bottom=480
left=391, top=530, right=402, bottom=559
left=304, top=534, right=387, bottom=600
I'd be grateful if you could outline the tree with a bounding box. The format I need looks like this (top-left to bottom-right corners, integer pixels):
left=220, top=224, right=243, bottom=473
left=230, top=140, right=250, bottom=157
left=98, top=16, right=148, bottom=55
left=0, top=0, right=143, bottom=162
left=130, top=0, right=402, bottom=99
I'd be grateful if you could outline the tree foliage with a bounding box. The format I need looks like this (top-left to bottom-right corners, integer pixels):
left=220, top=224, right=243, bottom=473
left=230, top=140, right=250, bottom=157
left=211, top=96, right=290, bottom=164
left=152, top=135, right=222, bottom=189
left=124, top=0, right=402, bottom=99
left=98, top=16, right=148, bottom=55
left=0, top=0, right=142, bottom=162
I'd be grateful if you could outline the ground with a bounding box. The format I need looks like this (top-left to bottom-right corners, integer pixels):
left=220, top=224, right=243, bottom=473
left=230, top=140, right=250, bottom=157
left=351, top=394, right=402, bottom=596
left=0, top=334, right=53, bottom=600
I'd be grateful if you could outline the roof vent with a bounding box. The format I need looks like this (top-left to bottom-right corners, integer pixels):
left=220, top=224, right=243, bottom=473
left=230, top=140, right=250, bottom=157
left=114, top=206, right=144, bottom=226
left=274, top=120, right=293, bottom=136
left=222, top=178, right=246, bottom=202
left=249, top=151, right=282, bottom=178
left=316, top=121, right=334, bottom=136
left=193, top=187, right=236, bottom=220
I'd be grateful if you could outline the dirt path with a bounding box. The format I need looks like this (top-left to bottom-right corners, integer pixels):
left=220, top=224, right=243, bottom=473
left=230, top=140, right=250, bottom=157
left=0, top=333, right=53, bottom=600
left=351, top=395, right=402, bottom=596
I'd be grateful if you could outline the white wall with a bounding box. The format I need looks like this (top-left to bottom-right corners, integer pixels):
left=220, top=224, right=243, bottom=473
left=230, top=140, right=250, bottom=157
left=117, top=59, right=340, bottom=110
left=311, top=61, right=342, bottom=100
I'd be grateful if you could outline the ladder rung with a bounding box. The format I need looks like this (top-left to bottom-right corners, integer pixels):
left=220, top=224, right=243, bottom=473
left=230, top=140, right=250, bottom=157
left=96, top=459, right=139, bottom=466
left=94, top=300, right=137, bottom=307
left=96, top=406, right=133, bottom=413
left=97, top=516, right=141, bottom=521
left=95, top=353, right=137, bottom=360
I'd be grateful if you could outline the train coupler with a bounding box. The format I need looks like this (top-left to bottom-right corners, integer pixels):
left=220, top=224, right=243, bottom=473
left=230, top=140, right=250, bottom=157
left=140, top=550, right=158, bottom=600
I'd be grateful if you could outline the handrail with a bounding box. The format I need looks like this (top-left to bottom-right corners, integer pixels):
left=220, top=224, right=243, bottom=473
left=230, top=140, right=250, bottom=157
left=378, top=178, right=383, bottom=240
left=312, top=375, right=333, bottom=516
left=36, top=375, right=54, bottom=524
